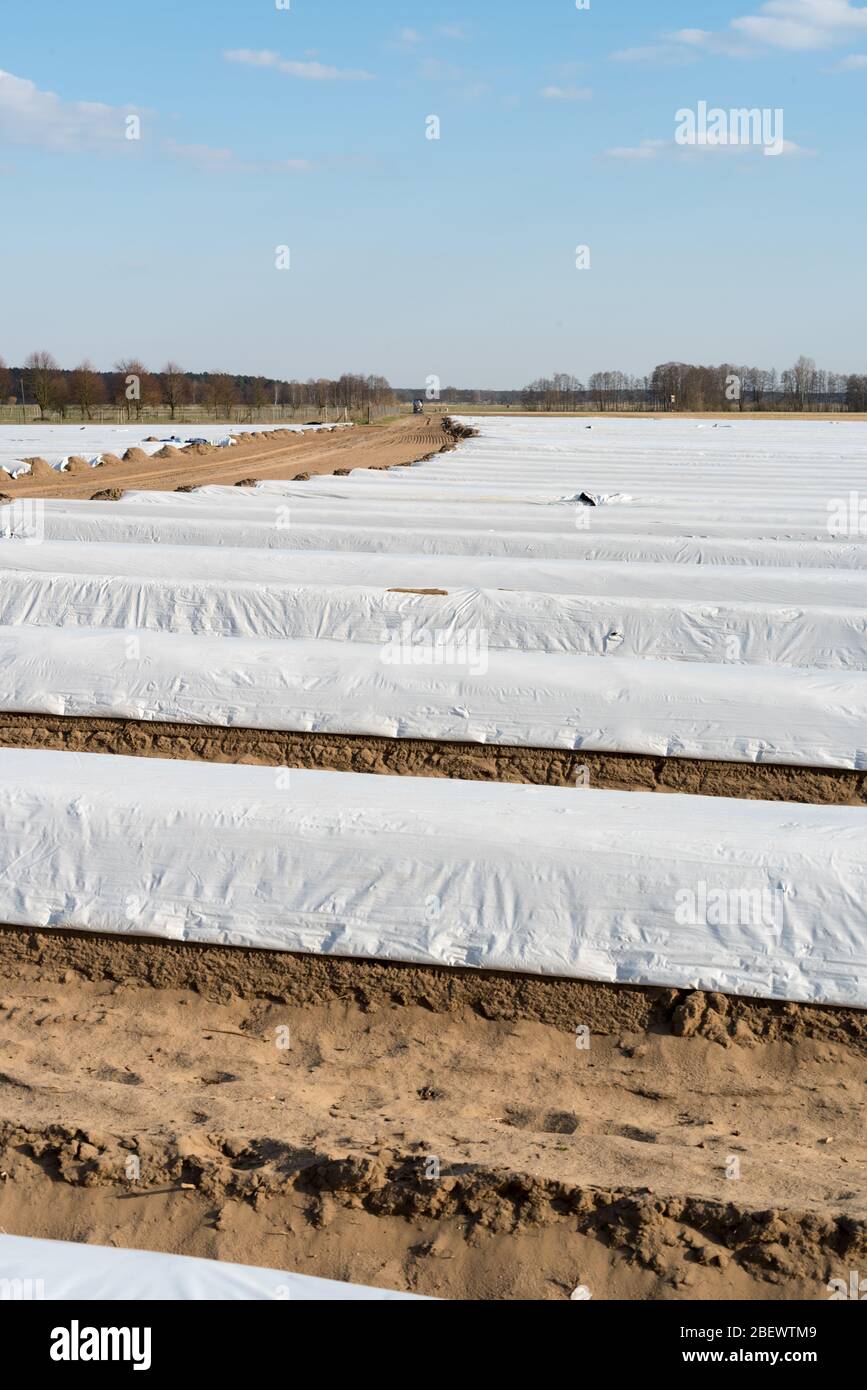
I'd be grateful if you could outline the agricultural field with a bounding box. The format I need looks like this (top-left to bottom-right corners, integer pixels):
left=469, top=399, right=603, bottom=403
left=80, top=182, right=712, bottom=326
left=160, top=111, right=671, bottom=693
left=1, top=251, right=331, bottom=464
left=0, top=413, right=864, bottom=1301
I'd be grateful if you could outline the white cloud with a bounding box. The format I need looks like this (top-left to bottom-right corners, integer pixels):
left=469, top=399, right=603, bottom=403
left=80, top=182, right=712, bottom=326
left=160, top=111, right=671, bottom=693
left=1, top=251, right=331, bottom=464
left=163, top=140, right=313, bottom=174
left=0, top=68, right=138, bottom=151
left=613, top=2, right=867, bottom=62
left=539, top=84, right=592, bottom=100
left=224, top=49, right=374, bottom=80
left=679, top=136, right=814, bottom=155
left=729, top=0, right=867, bottom=50
left=394, top=22, right=468, bottom=43
left=829, top=48, right=867, bottom=63
left=604, top=139, right=669, bottom=160
left=0, top=67, right=316, bottom=173
left=675, top=28, right=717, bottom=46
left=604, top=135, right=813, bottom=160
left=390, top=22, right=469, bottom=50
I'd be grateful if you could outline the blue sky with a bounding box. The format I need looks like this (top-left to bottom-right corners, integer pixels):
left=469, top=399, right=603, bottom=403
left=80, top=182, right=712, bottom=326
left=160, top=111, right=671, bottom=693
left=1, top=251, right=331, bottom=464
left=0, top=0, right=865, bottom=386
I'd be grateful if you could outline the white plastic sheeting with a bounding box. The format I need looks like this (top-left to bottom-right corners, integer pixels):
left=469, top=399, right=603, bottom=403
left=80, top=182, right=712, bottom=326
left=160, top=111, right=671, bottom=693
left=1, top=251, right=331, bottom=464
left=8, top=497, right=867, bottom=569
left=1, top=562, right=864, bottom=666
left=3, top=416, right=867, bottom=746
left=416, top=415, right=867, bottom=492
left=224, top=477, right=856, bottom=530
left=0, top=1234, right=419, bottom=1301
left=0, top=422, right=348, bottom=477
left=0, top=748, right=864, bottom=1006
left=1, top=625, right=865, bottom=768
left=131, top=409, right=848, bottom=543
left=122, top=491, right=867, bottom=548
left=2, top=534, right=866, bottom=608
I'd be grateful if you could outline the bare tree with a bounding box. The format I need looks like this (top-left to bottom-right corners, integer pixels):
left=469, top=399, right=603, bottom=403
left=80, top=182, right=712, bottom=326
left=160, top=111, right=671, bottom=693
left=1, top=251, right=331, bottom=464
left=112, top=358, right=158, bottom=420
left=160, top=362, right=187, bottom=420
left=24, top=350, right=61, bottom=419
left=70, top=360, right=105, bottom=419
left=788, top=355, right=817, bottom=411
left=846, top=375, right=867, bottom=413
left=200, top=373, right=237, bottom=419
left=247, top=376, right=268, bottom=411
left=0, top=355, right=11, bottom=403
left=745, top=366, right=771, bottom=411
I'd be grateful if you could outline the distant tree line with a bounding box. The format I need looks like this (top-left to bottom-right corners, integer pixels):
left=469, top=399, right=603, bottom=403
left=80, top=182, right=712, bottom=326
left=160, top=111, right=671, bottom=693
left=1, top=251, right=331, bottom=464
left=399, top=360, right=867, bottom=412
left=3, top=352, right=866, bottom=419
left=0, top=353, right=395, bottom=420
left=520, top=359, right=867, bottom=412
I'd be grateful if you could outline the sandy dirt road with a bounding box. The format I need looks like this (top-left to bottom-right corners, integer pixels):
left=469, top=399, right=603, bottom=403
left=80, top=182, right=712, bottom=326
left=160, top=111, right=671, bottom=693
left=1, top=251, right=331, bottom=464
left=0, top=415, right=454, bottom=499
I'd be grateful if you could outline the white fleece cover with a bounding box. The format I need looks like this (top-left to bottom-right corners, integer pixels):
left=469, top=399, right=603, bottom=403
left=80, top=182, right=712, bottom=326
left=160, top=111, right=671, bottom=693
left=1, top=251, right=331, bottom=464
left=168, top=412, right=852, bottom=549
left=0, top=561, right=864, bottom=667
left=1, top=625, right=865, bottom=769
left=0, top=1234, right=419, bottom=1301
left=1, top=535, right=864, bottom=608
left=124, top=493, right=867, bottom=549
left=8, top=498, right=867, bottom=569
left=0, top=750, right=864, bottom=1006
left=320, top=414, right=867, bottom=499
left=217, top=480, right=854, bottom=533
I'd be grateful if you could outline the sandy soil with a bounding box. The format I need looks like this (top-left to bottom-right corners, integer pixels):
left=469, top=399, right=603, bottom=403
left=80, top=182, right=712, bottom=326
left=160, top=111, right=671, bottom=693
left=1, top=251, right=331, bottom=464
left=0, top=713, right=862, bottom=806
left=0, top=927, right=864, bottom=1301
left=0, top=415, right=459, bottom=500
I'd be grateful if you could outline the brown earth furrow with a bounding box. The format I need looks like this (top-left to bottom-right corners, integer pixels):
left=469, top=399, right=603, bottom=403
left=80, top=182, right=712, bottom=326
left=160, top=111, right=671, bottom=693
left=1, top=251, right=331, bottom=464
left=0, top=713, right=861, bottom=805
left=2, top=924, right=865, bottom=1049
left=1, top=1125, right=862, bottom=1301
left=0, top=936, right=863, bottom=1300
